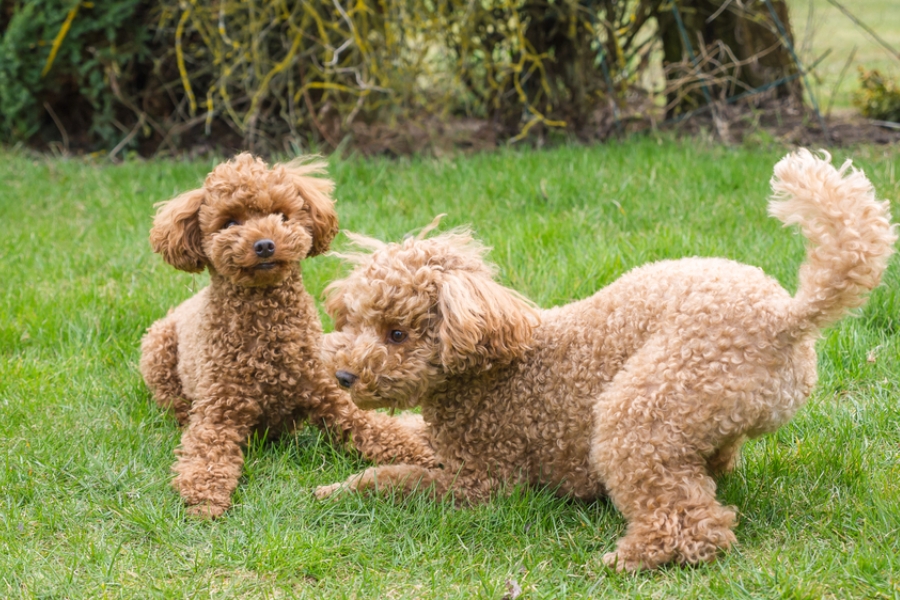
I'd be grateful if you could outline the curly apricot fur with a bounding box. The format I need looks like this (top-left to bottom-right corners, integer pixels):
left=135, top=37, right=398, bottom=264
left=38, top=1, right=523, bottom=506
left=140, top=153, right=434, bottom=517
left=317, top=150, right=896, bottom=570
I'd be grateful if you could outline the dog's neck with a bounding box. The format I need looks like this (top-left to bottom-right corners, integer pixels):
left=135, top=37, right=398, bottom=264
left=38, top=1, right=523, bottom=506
left=426, top=360, right=518, bottom=409
left=207, top=267, right=307, bottom=307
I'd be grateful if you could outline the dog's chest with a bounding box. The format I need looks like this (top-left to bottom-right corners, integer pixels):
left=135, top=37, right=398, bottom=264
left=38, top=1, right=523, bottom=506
left=206, top=307, right=318, bottom=398
left=427, top=360, right=603, bottom=497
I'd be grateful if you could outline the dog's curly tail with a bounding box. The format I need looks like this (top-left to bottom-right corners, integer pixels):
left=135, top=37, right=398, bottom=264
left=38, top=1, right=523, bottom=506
left=769, top=149, right=896, bottom=332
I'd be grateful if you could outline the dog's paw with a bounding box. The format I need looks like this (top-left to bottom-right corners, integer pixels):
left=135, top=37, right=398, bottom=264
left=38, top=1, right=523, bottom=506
left=314, top=482, right=347, bottom=501
left=601, top=551, right=645, bottom=573
left=185, top=502, right=229, bottom=519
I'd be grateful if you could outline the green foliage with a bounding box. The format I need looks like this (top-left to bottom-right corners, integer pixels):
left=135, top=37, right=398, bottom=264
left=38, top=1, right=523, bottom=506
left=854, top=67, right=900, bottom=122
left=149, top=0, right=805, bottom=152
left=0, top=0, right=150, bottom=148
left=155, top=0, right=630, bottom=151
left=0, top=0, right=839, bottom=154
left=0, top=0, right=662, bottom=153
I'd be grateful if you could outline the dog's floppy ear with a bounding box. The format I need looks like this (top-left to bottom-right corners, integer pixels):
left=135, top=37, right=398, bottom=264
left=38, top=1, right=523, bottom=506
left=287, top=160, right=339, bottom=257
left=149, top=188, right=207, bottom=272
left=437, top=269, right=538, bottom=374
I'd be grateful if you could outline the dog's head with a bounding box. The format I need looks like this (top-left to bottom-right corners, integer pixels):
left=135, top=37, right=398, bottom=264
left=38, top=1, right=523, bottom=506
left=323, top=224, right=539, bottom=410
left=149, top=153, right=338, bottom=287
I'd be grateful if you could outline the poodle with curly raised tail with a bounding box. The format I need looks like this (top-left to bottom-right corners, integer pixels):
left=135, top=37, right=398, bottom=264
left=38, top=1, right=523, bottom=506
left=315, top=150, right=896, bottom=570
left=140, top=153, right=434, bottom=518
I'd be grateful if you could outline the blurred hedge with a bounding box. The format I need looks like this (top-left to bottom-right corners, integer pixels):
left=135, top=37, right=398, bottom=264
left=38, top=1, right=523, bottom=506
left=0, top=0, right=153, bottom=150
left=156, top=0, right=630, bottom=153
left=0, top=0, right=662, bottom=155
left=855, top=68, right=900, bottom=123
left=0, top=0, right=802, bottom=156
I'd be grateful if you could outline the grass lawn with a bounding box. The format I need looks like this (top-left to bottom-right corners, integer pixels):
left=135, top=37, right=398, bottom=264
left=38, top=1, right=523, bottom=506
left=1, top=139, right=899, bottom=598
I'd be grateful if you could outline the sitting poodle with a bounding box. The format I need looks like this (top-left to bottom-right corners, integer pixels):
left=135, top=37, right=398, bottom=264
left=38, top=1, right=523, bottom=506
left=140, top=153, right=434, bottom=518
left=316, top=150, right=896, bottom=570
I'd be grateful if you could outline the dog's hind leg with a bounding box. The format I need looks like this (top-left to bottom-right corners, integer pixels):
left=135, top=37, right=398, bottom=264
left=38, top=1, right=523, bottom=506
left=706, top=435, right=746, bottom=477
left=590, top=339, right=740, bottom=571
left=140, top=317, right=191, bottom=425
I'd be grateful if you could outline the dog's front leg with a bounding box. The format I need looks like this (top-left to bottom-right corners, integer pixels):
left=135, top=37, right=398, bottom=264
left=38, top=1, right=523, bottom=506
left=354, top=411, right=437, bottom=467
left=171, top=394, right=262, bottom=518
left=307, top=387, right=437, bottom=468
left=314, top=465, right=463, bottom=502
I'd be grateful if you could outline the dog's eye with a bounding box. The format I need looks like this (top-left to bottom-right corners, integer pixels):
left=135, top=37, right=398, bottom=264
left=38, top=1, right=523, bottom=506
left=387, top=330, right=407, bottom=344
left=279, top=213, right=289, bottom=222
left=224, top=220, right=240, bottom=229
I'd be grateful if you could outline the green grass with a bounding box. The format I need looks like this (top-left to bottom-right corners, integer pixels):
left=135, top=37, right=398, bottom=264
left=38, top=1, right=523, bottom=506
left=2, top=139, right=899, bottom=598
left=788, top=0, right=900, bottom=113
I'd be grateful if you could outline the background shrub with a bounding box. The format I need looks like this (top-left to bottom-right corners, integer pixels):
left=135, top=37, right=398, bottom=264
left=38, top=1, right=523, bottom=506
left=854, top=67, right=900, bottom=122
left=0, top=0, right=805, bottom=155
left=0, top=0, right=153, bottom=150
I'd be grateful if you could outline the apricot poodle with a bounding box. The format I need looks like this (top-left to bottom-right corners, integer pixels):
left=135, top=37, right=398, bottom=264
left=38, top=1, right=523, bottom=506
left=316, top=150, right=896, bottom=570
left=140, top=153, right=433, bottom=518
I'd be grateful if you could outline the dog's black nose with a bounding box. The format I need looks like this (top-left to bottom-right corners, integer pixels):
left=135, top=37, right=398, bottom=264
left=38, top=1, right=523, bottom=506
left=254, top=239, right=275, bottom=258
left=335, top=370, right=358, bottom=389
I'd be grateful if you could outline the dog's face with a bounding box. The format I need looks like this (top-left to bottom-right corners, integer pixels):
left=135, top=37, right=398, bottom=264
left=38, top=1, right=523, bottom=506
left=149, top=153, right=338, bottom=287
left=323, top=229, right=538, bottom=410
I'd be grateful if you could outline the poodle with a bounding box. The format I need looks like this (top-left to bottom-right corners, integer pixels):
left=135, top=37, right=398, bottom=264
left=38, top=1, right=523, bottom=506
left=315, top=150, right=896, bottom=570
left=140, top=153, right=434, bottom=518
